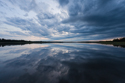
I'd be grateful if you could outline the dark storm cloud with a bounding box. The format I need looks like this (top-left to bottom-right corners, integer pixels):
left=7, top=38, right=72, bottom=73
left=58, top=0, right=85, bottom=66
left=59, top=0, right=69, bottom=6
left=36, top=12, right=59, bottom=28
left=59, top=0, right=125, bottom=40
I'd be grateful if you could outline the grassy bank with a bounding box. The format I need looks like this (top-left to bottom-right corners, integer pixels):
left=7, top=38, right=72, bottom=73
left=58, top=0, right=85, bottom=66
left=97, top=41, right=125, bottom=45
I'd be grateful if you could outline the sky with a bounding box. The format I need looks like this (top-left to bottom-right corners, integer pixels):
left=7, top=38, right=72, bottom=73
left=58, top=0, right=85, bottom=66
left=0, top=0, right=125, bottom=41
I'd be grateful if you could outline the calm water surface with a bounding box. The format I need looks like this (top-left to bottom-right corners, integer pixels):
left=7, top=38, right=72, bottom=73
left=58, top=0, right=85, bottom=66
left=0, top=43, right=125, bottom=83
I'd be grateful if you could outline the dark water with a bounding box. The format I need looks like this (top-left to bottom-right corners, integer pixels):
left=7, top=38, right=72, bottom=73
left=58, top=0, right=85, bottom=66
left=0, top=43, right=125, bottom=83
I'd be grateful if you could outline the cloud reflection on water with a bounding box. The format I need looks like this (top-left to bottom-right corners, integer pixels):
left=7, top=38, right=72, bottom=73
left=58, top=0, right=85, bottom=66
left=0, top=43, right=125, bottom=83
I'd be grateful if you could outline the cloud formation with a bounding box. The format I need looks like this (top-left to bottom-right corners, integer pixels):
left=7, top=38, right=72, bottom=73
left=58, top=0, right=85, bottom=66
left=59, top=0, right=125, bottom=40
left=0, top=0, right=125, bottom=40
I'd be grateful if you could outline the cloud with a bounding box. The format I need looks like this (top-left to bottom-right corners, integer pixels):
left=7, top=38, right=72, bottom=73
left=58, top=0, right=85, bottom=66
left=59, top=0, right=69, bottom=6
left=0, top=0, right=72, bottom=40
left=8, top=0, right=37, bottom=12
left=0, top=0, right=125, bottom=40
left=5, top=17, right=51, bottom=37
left=59, top=0, right=125, bottom=40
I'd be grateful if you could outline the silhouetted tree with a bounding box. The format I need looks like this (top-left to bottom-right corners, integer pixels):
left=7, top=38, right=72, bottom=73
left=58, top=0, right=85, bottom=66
left=120, top=37, right=125, bottom=41
left=113, top=37, right=125, bottom=42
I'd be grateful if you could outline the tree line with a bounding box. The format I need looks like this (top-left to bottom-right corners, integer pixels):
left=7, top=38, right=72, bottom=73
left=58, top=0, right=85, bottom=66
left=113, top=37, right=125, bottom=42
left=0, top=38, right=29, bottom=42
left=0, top=37, right=125, bottom=43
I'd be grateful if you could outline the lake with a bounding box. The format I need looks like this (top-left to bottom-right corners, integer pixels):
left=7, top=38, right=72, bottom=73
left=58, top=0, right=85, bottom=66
left=0, top=43, right=125, bottom=83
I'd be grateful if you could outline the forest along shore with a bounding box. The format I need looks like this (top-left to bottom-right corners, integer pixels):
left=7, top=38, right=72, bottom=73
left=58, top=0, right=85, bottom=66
left=0, top=37, right=125, bottom=47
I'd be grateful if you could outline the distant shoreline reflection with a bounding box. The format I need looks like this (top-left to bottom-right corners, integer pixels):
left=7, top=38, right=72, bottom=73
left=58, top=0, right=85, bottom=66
left=0, top=43, right=125, bottom=48
left=0, top=43, right=125, bottom=83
